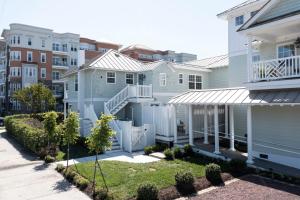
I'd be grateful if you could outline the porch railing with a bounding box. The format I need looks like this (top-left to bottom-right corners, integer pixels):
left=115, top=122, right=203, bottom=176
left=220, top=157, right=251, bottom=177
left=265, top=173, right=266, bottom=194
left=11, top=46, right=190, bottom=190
left=251, top=55, right=300, bottom=82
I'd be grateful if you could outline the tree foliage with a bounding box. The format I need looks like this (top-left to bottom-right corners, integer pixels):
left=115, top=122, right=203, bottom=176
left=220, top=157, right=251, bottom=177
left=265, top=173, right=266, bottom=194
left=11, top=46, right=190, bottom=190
left=43, top=111, right=59, bottom=151
left=87, top=114, right=115, bottom=154
left=62, top=112, right=80, bottom=146
left=13, top=83, right=56, bottom=113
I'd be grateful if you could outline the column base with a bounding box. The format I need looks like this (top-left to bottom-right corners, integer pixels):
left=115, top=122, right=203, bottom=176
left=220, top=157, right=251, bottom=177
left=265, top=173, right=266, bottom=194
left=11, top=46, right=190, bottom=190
left=229, top=148, right=236, bottom=151
left=214, top=151, right=221, bottom=155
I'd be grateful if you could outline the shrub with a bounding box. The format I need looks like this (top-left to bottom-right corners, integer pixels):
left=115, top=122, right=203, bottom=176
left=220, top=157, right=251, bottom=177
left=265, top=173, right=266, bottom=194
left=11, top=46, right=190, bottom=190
left=183, top=144, right=194, bottom=157
left=163, top=148, right=174, bottom=160
left=229, top=159, right=247, bottom=174
left=137, top=183, right=158, bottom=200
left=64, top=169, right=77, bottom=181
left=152, top=143, right=168, bottom=152
left=173, top=147, right=183, bottom=158
left=74, top=174, right=89, bottom=190
left=44, top=155, right=55, bottom=163
left=94, top=188, right=113, bottom=200
left=205, top=163, right=222, bottom=185
left=55, top=164, right=65, bottom=172
left=144, top=146, right=153, bottom=155
left=175, top=171, right=195, bottom=194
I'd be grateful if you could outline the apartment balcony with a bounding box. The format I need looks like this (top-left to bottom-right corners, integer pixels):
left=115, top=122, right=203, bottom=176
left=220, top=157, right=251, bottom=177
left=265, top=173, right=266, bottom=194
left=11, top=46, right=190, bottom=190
left=52, top=61, right=69, bottom=70
left=248, top=55, right=300, bottom=90
left=52, top=90, right=63, bottom=97
left=52, top=46, right=68, bottom=55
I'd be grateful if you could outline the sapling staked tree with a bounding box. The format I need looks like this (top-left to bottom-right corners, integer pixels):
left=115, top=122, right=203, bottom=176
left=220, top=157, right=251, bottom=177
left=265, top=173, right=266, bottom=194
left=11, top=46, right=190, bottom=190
left=43, top=111, right=58, bottom=156
left=87, top=114, right=115, bottom=195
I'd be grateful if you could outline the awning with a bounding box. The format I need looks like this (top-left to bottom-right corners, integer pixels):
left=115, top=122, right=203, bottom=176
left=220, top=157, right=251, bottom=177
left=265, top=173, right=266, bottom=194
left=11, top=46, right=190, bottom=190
left=168, top=87, right=300, bottom=106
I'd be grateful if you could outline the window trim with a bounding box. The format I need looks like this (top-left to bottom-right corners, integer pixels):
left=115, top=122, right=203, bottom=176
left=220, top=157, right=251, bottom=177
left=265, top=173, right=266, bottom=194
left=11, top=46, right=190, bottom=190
left=27, top=51, right=33, bottom=62
left=106, top=72, right=116, bottom=84
left=52, top=71, right=60, bottom=80
left=159, top=73, right=167, bottom=87
left=40, top=53, right=46, bottom=63
left=40, top=68, right=47, bottom=79
left=125, top=73, right=134, bottom=85
left=276, top=42, right=296, bottom=59
left=235, top=15, right=244, bottom=26
left=178, top=73, right=183, bottom=84
left=188, top=74, right=202, bottom=90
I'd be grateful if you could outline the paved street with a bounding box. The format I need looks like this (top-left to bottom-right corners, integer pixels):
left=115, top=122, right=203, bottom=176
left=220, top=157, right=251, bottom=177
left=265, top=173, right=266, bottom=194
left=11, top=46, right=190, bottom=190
left=0, top=129, right=90, bottom=200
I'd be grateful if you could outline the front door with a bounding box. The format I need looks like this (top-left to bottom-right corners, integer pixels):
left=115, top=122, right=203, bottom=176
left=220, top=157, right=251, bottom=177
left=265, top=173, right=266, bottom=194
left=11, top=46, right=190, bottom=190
left=138, top=74, right=144, bottom=85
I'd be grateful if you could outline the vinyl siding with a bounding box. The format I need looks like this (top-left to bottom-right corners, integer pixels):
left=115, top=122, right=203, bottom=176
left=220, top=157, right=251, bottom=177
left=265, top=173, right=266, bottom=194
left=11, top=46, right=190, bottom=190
left=228, top=55, right=247, bottom=87
left=208, top=67, right=229, bottom=89
left=257, top=0, right=300, bottom=23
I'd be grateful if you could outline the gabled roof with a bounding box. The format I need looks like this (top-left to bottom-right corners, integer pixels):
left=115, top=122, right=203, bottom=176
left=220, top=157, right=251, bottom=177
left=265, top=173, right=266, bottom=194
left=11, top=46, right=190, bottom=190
left=186, top=55, right=228, bottom=69
left=120, top=44, right=157, bottom=52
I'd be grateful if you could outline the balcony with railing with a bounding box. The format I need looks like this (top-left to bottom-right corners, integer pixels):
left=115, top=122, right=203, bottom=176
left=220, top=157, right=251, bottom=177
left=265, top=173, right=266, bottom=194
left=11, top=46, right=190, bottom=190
left=52, top=44, right=68, bottom=55
left=52, top=58, right=69, bottom=70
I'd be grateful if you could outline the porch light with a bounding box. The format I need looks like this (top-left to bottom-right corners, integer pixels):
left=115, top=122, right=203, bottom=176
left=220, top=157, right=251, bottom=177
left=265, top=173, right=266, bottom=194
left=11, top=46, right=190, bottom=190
left=295, top=38, right=300, bottom=48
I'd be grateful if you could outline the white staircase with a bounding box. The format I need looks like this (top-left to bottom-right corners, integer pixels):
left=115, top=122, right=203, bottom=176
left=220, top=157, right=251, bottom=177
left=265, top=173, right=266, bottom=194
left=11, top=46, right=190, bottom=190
left=104, top=84, right=153, bottom=151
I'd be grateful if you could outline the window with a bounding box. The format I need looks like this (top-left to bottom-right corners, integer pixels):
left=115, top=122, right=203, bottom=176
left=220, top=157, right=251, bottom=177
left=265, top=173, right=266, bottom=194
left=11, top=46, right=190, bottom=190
left=278, top=44, right=295, bottom=58
left=75, top=76, right=78, bottom=91
left=13, top=36, right=16, bottom=44
left=252, top=54, right=260, bottom=62
left=52, top=43, right=59, bottom=51
left=71, top=58, right=77, bottom=66
left=10, top=51, right=21, bottom=61
left=41, top=68, right=46, bottom=79
left=62, top=44, right=68, bottom=52
left=178, top=73, right=183, bottom=84
left=251, top=10, right=259, bottom=17
left=17, top=36, right=20, bottom=44
left=28, top=37, right=32, bottom=46
left=40, top=53, right=46, bottom=63
left=126, top=73, right=134, bottom=84
left=71, top=44, right=77, bottom=52
left=235, top=15, right=244, bottom=26
left=107, top=72, right=116, bottom=84
left=159, top=73, right=166, bottom=86
left=27, top=51, right=33, bottom=62
left=42, top=39, right=45, bottom=48
left=52, top=71, right=60, bottom=80
left=188, top=75, right=202, bottom=90
left=24, top=67, right=37, bottom=77
left=10, top=67, right=21, bottom=77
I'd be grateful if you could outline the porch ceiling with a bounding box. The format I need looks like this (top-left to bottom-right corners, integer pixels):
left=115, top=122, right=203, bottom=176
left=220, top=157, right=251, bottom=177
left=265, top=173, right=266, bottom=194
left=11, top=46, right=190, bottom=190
left=168, top=87, right=300, bottom=106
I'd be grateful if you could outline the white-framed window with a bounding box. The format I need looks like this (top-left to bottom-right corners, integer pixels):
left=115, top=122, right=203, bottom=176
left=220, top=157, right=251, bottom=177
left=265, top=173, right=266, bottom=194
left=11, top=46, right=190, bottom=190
left=277, top=44, right=295, bottom=58
left=10, top=51, right=21, bottom=61
left=188, top=74, right=202, bottom=90
left=125, top=73, right=134, bottom=84
left=178, top=73, right=183, bottom=84
left=27, top=51, right=33, bottom=62
left=17, top=36, right=20, bottom=44
left=10, top=67, right=21, bottom=77
left=52, top=43, right=59, bottom=51
left=75, top=76, right=78, bottom=91
left=41, top=68, right=46, bottom=79
left=12, top=35, right=21, bottom=44
left=159, top=73, right=166, bottom=86
left=71, top=58, right=77, bottom=66
left=71, top=44, right=77, bottom=52
left=40, top=53, right=46, bottom=63
left=52, top=71, right=60, bottom=80
left=10, top=83, right=21, bottom=92
left=28, top=37, right=32, bottom=46
left=107, top=72, right=116, bottom=84
left=252, top=54, right=260, bottom=62
left=235, top=15, right=244, bottom=26
left=24, top=67, right=37, bottom=77
left=41, top=39, right=46, bottom=48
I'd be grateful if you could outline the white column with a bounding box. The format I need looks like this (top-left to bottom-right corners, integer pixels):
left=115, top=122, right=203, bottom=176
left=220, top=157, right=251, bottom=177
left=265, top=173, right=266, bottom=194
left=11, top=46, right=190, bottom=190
left=229, top=106, right=235, bottom=151
left=172, top=105, right=178, bottom=144
left=203, top=105, right=208, bottom=144
left=188, top=105, right=193, bottom=145
left=214, top=105, right=220, bottom=154
left=225, top=105, right=228, bottom=138
left=247, top=105, right=254, bottom=164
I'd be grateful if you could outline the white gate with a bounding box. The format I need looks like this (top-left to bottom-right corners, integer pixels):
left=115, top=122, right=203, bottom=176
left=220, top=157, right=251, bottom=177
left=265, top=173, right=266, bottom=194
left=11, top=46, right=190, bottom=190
left=153, top=105, right=174, bottom=137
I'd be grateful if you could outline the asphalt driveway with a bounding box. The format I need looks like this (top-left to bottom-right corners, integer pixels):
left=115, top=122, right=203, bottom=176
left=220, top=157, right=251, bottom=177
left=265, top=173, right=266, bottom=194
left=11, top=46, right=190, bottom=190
left=0, top=130, right=90, bottom=200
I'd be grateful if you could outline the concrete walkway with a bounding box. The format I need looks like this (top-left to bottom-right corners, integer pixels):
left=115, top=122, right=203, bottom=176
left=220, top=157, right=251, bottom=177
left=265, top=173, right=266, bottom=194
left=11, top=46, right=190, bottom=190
left=57, top=150, right=160, bottom=167
left=0, top=130, right=90, bottom=200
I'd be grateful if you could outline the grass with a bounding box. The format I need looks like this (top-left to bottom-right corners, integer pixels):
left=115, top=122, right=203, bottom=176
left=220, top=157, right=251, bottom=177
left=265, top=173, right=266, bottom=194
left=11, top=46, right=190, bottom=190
left=71, top=157, right=209, bottom=200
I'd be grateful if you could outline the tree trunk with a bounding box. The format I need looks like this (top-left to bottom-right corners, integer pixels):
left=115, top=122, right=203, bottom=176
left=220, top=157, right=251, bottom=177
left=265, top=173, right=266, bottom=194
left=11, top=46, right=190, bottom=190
left=92, top=154, right=98, bottom=199
left=66, top=139, right=70, bottom=168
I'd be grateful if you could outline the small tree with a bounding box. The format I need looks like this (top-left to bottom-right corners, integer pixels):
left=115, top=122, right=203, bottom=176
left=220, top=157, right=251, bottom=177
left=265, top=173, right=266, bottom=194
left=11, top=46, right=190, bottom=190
left=62, top=112, right=80, bottom=168
left=87, top=114, right=115, bottom=195
left=13, top=83, right=56, bottom=113
left=43, top=111, right=58, bottom=156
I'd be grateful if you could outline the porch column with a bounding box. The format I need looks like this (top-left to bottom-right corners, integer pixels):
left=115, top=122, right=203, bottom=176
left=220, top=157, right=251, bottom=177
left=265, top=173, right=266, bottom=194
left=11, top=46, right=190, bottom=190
left=172, top=105, right=178, bottom=144
left=203, top=105, right=208, bottom=144
left=247, top=105, right=254, bottom=164
left=214, top=105, right=220, bottom=154
left=188, top=105, right=193, bottom=145
left=225, top=105, right=228, bottom=138
left=229, top=106, right=235, bottom=151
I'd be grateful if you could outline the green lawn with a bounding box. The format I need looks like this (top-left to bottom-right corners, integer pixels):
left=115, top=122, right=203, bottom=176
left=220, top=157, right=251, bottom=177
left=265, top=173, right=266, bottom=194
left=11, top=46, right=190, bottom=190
left=71, top=157, right=208, bottom=200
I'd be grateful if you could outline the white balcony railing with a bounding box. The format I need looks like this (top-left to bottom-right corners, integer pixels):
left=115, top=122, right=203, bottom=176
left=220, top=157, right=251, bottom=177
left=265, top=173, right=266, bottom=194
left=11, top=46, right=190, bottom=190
left=252, top=55, right=300, bottom=82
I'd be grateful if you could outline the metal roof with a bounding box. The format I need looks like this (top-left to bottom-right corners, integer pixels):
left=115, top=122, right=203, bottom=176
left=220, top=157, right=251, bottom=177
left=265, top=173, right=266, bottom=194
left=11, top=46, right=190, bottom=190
left=186, top=54, right=228, bottom=69
left=169, top=88, right=300, bottom=106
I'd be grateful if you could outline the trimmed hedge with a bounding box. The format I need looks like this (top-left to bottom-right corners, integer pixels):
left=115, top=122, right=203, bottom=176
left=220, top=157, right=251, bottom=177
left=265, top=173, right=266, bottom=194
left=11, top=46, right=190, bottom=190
left=4, top=115, right=47, bottom=154
left=205, top=163, right=222, bottom=185
left=163, top=148, right=174, bottom=160
left=137, top=183, right=158, bottom=200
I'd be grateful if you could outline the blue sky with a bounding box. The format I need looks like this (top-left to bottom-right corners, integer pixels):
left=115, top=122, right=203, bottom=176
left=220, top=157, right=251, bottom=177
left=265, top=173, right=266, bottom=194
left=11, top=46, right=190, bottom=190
left=0, top=0, right=243, bottom=59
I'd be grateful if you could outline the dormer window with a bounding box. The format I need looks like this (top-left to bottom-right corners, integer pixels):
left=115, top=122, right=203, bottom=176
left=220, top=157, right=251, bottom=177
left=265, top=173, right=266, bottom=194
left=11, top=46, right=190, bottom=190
left=235, top=15, right=244, bottom=26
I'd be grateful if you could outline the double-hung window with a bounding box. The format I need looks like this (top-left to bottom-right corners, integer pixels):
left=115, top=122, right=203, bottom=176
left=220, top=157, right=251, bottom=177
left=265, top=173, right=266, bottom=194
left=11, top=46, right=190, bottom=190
left=188, top=75, right=202, bottom=90
left=41, top=53, right=46, bottom=63
left=278, top=44, right=295, bottom=58
left=178, top=73, right=183, bottom=84
left=28, top=37, right=32, bottom=46
left=159, top=73, right=166, bottom=86
left=41, top=68, right=46, bottom=79
left=27, top=51, right=33, bottom=62
left=126, top=73, right=134, bottom=84
left=52, top=71, right=60, bottom=80
left=235, top=15, right=244, bottom=26
left=107, top=72, right=116, bottom=84
left=10, top=67, right=21, bottom=77
left=71, top=58, right=77, bottom=66
left=10, top=51, right=21, bottom=61
left=75, top=76, right=78, bottom=91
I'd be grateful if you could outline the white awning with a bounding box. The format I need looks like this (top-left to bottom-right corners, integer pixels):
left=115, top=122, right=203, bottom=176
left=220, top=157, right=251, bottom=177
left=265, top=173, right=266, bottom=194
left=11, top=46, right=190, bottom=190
left=169, top=87, right=300, bottom=106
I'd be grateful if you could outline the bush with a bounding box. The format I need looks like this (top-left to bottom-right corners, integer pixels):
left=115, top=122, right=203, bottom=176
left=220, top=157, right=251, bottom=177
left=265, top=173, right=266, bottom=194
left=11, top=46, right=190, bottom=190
left=163, top=148, right=174, bottom=160
left=144, top=146, right=153, bottom=155
left=64, top=169, right=77, bottom=181
left=173, top=147, right=183, bottom=158
left=74, top=175, right=89, bottom=190
left=183, top=144, right=194, bottom=157
left=229, top=159, right=247, bottom=174
left=137, top=183, right=158, bottom=200
left=175, top=171, right=195, bottom=194
left=94, top=188, right=113, bottom=200
left=152, top=143, right=168, bottom=152
left=55, top=164, right=65, bottom=172
left=205, top=163, right=222, bottom=185
left=44, top=155, right=55, bottom=163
